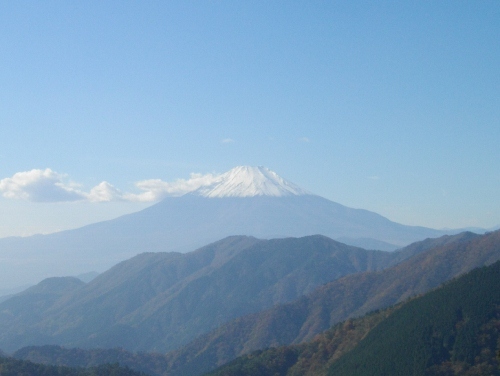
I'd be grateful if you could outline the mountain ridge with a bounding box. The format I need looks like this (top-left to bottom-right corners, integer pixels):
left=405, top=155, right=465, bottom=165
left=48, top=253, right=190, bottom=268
left=0, top=235, right=401, bottom=353
left=153, top=230, right=498, bottom=375
left=0, top=166, right=480, bottom=289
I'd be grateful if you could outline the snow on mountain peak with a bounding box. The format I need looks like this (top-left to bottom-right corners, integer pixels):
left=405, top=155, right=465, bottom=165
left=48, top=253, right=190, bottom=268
left=193, top=166, right=310, bottom=198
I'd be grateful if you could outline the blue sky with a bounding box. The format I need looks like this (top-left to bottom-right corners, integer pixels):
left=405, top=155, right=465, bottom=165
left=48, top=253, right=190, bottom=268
left=1, top=1, right=499, bottom=237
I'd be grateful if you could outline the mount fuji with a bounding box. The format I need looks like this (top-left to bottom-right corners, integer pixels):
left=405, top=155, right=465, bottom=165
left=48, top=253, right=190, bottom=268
left=191, top=165, right=310, bottom=197
left=0, top=166, right=457, bottom=288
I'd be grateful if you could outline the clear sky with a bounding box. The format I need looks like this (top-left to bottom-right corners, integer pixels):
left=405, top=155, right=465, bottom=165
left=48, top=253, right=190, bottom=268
left=1, top=1, right=499, bottom=238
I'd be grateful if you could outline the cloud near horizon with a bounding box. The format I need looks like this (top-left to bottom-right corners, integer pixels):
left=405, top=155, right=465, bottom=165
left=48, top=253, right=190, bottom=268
left=0, top=169, right=86, bottom=202
left=124, top=172, right=220, bottom=202
left=0, top=169, right=220, bottom=203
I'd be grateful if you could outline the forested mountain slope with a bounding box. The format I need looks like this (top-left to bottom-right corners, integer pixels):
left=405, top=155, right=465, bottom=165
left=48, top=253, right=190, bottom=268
left=206, top=260, right=500, bottom=376
left=160, top=230, right=500, bottom=375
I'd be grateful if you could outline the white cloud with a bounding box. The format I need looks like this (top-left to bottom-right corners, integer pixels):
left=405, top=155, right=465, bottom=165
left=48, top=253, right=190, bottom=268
left=0, top=169, right=221, bottom=203
left=299, top=137, right=310, bottom=143
left=221, top=138, right=235, bottom=143
left=368, top=175, right=380, bottom=180
left=0, top=169, right=86, bottom=202
left=88, top=181, right=124, bottom=202
left=126, top=173, right=220, bottom=202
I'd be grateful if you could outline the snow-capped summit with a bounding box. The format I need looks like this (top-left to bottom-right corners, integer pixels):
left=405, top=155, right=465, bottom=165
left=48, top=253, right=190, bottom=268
left=193, top=166, right=310, bottom=198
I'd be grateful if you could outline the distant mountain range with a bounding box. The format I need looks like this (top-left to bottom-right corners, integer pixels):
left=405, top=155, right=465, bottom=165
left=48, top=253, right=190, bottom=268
left=0, top=166, right=475, bottom=288
left=9, top=230, right=500, bottom=376
left=0, top=235, right=402, bottom=353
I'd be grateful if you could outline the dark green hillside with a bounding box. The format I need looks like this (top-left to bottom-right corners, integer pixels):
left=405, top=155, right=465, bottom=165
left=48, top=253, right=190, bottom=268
left=205, top=261, right=500, bottom=376
left=0, top=355, right=147, bottom=376
left=329, top=261, right=500, bottom=376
